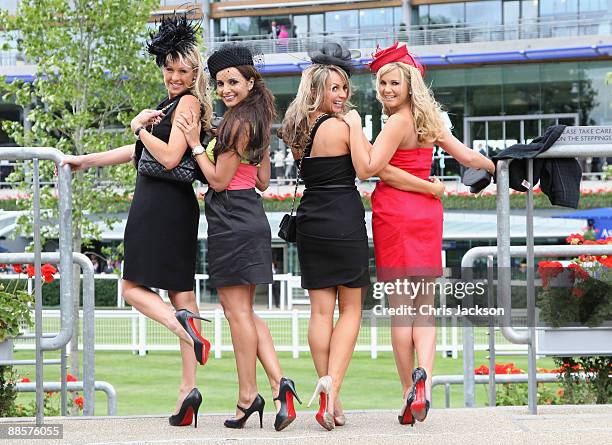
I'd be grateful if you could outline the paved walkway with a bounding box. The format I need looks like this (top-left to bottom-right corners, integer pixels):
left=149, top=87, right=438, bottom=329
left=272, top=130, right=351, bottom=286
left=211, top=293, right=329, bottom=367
left=1, top=405, right=611, bottom=445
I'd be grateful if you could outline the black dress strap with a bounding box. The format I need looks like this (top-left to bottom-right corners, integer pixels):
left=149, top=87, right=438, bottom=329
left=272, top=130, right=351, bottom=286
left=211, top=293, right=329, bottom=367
left=304, top=113, right=333, bottom=158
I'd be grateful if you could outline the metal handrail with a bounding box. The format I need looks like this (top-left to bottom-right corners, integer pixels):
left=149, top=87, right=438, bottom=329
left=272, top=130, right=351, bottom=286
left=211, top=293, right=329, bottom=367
left=0, top=147, right=73, bottom=424
left=0, top=252, right=96, bottom=416
left=492, top=135, right=612, bottom=415
left=16, top=381, right=116, bottom=416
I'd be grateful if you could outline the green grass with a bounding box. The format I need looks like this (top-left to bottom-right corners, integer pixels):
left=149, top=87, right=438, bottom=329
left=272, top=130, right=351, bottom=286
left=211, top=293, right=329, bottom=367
left=11, top=350, right=558, bottom=416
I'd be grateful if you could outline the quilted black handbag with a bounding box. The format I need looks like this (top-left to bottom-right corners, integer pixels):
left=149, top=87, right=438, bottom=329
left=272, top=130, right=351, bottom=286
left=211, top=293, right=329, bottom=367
left=138, top=147, right=199, bottom=183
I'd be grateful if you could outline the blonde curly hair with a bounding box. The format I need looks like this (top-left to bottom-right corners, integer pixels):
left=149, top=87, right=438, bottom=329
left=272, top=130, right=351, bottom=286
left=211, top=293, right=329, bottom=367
left=376, top=62, right=444, bottom=145
left=279, top=64, right=352, bottom=151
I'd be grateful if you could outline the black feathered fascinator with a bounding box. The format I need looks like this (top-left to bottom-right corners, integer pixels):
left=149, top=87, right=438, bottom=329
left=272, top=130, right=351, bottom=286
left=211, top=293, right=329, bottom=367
left=308, top=42, right=360, bottom=77
left=147, top=13, right=200, bottom=67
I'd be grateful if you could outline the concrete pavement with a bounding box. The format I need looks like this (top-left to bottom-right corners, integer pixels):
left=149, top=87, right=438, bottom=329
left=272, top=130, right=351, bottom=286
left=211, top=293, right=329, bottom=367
left=1, top=404, right=611, bottom=445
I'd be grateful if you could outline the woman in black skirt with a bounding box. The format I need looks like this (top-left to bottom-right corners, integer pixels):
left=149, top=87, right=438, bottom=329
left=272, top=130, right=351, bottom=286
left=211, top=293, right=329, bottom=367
left=175, top=44, right=300, bottom=431
left=62, top=16, right=213, bottom=427
left=279, top=43, right=444, bottom=430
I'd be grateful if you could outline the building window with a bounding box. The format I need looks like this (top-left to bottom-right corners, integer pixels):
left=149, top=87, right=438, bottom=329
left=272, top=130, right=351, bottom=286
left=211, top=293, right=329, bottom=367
left=466, top=1, right=502, bottom=25
left=324, top=9, right=358, bottom=34
left=540, top=0, right=579, bottom=20
left=428, top=3, right=465, bottom=25
left=503, top=0, right=521, bottom=24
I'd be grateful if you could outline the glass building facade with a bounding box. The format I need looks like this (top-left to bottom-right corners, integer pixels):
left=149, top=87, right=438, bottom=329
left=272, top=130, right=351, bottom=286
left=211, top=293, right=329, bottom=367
left=212, top=1, right=612, bottom=38
left=265, top=60, right=612, bottom=175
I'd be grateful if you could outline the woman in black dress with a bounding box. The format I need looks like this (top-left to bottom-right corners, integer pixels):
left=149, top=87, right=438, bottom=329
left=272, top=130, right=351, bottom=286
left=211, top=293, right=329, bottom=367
left=175, top=44, right=300, bottom=431
left=279, top=43, right=444, bottom=430
left=62, top=16, right=213, bottom=428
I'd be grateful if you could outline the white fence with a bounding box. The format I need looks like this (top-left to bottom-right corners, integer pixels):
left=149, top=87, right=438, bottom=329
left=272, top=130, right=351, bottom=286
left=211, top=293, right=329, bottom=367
left=13, top=309, right=528, bottom=359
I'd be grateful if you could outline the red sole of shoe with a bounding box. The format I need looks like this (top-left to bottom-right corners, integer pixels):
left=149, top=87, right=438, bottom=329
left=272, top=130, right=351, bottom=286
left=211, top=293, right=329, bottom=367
left=188, top=318, right=211, bottom=365
left=399, top=404, right=414, bottom=425
left=179, top=406, right=194, bottom=426
left=411, top=380, right=427, bottom=422
left=315, top=393, right=333, bottom=431
left=287, top=392, right=296, bottom=418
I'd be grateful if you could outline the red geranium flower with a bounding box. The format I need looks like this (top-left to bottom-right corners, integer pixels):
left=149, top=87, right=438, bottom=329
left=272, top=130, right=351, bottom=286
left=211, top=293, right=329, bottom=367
left=566, top=233, right=584, bottom=245
left=571, top=287, right=584, bottom=297
left=12, top=264, right=23, bottom=274
left=568, top=263, right=589, bottom=281
left=66, top=374, right=77, bottom=382
left=474, top=365, right=489, bottom=375
left=537, top=261, right=563, bottom=289
left=74, top=396, right=84, bottom=409
left=20, top=377, right=31, bottom=383
left=597, top=255, right=612, bottom=268
left=26, top=264, right=35, bottom=278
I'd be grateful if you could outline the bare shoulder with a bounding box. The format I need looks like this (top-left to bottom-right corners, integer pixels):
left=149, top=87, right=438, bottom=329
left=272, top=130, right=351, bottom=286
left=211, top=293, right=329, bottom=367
left=317, top=116, right=349, bottom=137
left=385, top=113, right=411, bottom=128
left=176, top=94, right=200, bottom=112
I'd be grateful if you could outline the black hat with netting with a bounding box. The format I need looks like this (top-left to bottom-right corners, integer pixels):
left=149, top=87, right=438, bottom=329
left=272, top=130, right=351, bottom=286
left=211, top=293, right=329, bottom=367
left=207, top=44, right=255, bottom=79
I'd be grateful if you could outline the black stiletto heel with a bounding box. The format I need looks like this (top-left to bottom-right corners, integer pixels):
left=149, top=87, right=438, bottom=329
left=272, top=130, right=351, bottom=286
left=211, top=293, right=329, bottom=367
left=169, top=388, right=202, bottom=428
left=224, top=394, right=265, bottom=429
left=175, top=308, right=212, bottom=365
left=274, top=377, right=302, bottom=431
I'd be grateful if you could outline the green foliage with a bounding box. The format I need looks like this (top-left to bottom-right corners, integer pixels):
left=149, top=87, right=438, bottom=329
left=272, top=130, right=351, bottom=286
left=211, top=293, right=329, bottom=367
left=494, top=382, right=562, bottom=406
left=554, top=356, right=612, bottom=404
left=0, top=366, right=18, bottom=417
left=537, top=261, right=612, bottom=328
left=0, top=0, right=161, bottom=247
left=0, top=282, right=34, bottom=342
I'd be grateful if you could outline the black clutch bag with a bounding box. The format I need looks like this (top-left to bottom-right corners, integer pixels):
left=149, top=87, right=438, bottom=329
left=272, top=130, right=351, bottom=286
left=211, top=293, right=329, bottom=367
left=462, top=167, right=492, bottom=193
left=138, top=147, right=199, bottom=183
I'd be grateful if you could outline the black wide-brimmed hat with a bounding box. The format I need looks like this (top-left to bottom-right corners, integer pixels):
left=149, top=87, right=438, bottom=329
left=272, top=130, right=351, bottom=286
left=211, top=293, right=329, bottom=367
left=308, top=42, right=360, bottom=77
left=207, top=44, right=255, bottom=80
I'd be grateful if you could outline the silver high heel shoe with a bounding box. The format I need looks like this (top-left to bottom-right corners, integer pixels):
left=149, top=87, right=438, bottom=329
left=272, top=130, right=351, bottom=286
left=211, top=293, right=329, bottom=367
left=307, top=375, right=334, bottom=431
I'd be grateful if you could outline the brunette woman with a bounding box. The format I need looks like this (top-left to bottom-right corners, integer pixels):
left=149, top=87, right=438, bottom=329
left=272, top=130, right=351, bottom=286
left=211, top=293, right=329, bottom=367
left=175, top=44, right=300, bottom=431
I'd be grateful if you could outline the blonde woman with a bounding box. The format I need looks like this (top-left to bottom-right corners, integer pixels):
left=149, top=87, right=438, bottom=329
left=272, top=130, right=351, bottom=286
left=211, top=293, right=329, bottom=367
left=279, top=43, right=444, bottom=431
left=343, top=42, right=495, bottom=426
left=62, top=16, right=213, bottom=428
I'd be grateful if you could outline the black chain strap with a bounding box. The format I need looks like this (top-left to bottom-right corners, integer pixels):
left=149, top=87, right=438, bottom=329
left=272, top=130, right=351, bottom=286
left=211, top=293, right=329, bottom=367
left=288, top=113, right=331, bottom=216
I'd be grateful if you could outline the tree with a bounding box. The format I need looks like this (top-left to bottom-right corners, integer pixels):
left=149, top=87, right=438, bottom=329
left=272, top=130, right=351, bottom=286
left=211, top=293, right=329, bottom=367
left=0, top=0, right=162, bottom=387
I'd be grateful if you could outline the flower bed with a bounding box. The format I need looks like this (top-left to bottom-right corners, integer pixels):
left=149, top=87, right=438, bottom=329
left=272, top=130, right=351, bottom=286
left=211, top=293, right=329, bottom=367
left=1, top=189, right=610, bottom=213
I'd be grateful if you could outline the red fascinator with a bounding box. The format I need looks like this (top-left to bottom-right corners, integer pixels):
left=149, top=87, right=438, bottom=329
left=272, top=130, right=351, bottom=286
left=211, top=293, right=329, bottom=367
left=368, top=42, right=425, bottom=77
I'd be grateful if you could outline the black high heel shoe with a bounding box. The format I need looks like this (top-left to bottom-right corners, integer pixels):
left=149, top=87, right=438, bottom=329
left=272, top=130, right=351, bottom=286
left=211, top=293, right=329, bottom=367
left=224, top=394, right=265, bottom=429
left=274, top=377, right=302, bottom=431
left=175, top=309, right=212, bottom=366
left=409, top=367, right=430, bottom=422
left=398, top=387, right=415, bottom=426
left=169, top=388, right=202, bottom=428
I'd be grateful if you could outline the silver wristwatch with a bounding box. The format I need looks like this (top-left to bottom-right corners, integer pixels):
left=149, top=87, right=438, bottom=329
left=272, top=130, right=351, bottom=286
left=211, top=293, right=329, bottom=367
left=192, top=144, right=205, bottom=156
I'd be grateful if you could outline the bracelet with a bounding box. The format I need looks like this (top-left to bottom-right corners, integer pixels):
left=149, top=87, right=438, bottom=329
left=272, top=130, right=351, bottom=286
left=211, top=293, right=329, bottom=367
left=134, top=126, right=146, bottom=140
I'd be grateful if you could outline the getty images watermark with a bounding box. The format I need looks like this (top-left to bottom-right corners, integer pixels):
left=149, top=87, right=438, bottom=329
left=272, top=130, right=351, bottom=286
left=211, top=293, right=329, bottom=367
left=370, top=278, right=505, bottom=318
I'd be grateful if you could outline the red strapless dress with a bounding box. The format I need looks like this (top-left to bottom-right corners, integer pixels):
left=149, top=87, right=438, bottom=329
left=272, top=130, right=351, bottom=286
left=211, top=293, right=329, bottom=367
left=372, top=148, right=443, bottom=280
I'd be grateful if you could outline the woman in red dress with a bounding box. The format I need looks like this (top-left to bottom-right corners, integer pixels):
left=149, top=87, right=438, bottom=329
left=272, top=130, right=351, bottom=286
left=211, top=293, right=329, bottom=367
left=343, top=42, right=495, bottom=425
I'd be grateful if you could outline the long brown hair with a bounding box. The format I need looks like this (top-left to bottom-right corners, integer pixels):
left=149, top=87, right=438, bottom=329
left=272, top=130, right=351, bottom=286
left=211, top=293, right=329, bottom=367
left=214, top=65, right=275, bottom=164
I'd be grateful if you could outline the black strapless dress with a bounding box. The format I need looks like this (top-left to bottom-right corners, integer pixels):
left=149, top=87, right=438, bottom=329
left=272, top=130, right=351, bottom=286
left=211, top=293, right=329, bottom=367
left=296, top=154, right=370, bottom=290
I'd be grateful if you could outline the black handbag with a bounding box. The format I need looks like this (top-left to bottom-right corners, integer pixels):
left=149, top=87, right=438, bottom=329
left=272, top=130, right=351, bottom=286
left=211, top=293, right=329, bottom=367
left=462, top=167, right=492, bottom=193
left=278, top=114, right=331, bottom=242
left=136, top=95, right=207, bottom=184
left=138, top=147, right=199, bottom=183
